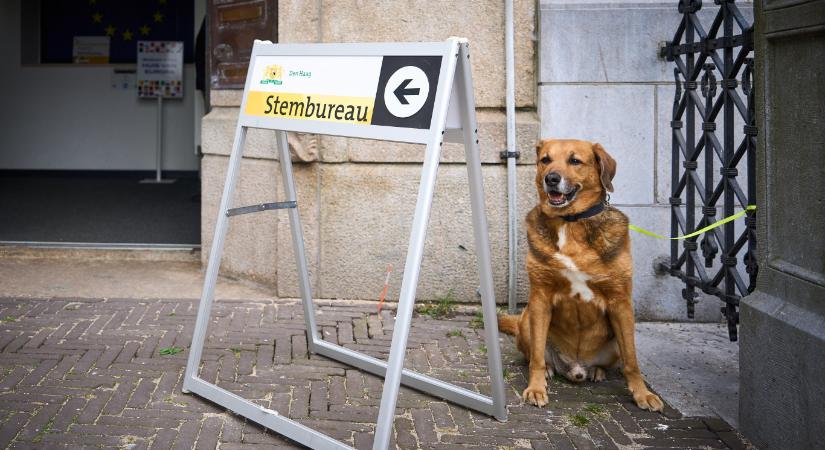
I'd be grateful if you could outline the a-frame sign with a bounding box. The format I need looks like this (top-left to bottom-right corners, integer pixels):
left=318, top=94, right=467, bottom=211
left=183, top=38, right=507, bottom=450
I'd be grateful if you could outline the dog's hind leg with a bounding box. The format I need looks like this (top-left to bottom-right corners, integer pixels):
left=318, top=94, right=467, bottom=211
left=588, top=339, right=618, bottom=382
left=589, top=367, right=606, bottom=382
left=544, top=346, right=557, bottom=380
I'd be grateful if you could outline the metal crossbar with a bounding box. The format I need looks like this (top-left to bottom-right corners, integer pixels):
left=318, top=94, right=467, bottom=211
left=225, top=201, right=297, bottom=217
left=660, top=0, right=757, bottom=341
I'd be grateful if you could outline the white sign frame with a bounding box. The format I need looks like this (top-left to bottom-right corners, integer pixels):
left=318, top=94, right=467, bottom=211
left=183, top=39, right=507, bottom=450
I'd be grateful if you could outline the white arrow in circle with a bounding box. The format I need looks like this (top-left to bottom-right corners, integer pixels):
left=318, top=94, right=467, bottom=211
left=383, top=66, right=429, bottom=118
left=393, top=79, right=419, bottom=104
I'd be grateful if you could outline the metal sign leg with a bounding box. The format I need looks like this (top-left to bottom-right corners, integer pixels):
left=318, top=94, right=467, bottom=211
left=457, top=43, right=508, bottom=422
left=275, top=131, right=320, bottom=351
left=183, top=125, right=248, bottom=389
left=372, top=41, right=508, bottom=449
left=182, top=125, right=349, bottom=450
left=372, top=136, right=443, bottom=450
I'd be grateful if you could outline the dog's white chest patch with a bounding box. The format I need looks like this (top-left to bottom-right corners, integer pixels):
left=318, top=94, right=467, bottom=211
left=554, top=225, right=595, bottom=302
left=557, top=224, right=568, bottom=249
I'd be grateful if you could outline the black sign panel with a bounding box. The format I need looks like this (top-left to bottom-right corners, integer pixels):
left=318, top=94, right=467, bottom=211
left=371, top=56, right=442, bottom=129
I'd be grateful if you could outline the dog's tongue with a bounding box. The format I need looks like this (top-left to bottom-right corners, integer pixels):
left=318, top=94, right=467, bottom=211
left=548, top=191, right=566, bottom=205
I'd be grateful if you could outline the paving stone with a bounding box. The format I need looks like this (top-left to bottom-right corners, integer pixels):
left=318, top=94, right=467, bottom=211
left=599, top=418, right=633, bottom=446
left=196, top=415, right=223, bottom=449
left=170, top=420, right=200, bottom=450
left=0, top=413, right=26, bottom=448
left=102, top=378, right=136, bottom=415
left=0, top=367, right=29, bottom=391
left=15, top=402, right=61, bottom=442
left=149, top=427, right=178, bottom=450
left=394, top=416, right=419, bottom=449
left=50, top=397, right=86, bottom=432
left=429, top=402, right=456, bottom=430
left=75, top=389, right=113, bottom=424
left=703, top=416, right=734, bottom=432
left=0, top=297, right=750, bottom=449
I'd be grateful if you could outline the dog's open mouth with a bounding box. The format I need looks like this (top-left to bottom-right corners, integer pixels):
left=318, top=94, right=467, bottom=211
left=546, top=186, right=579, bottom=207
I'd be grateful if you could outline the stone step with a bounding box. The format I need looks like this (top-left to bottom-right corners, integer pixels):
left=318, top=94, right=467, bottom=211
left=0, top=244, right=201, bottom=263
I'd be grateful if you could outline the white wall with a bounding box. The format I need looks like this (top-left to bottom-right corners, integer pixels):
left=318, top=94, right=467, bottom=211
left=0, top=1, right=199, bottom=171
left=538, top=0, right=753, bottom=321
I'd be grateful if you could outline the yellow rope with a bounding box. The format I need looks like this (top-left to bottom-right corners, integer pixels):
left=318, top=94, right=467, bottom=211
left=628, top=205, right=756, bottom=240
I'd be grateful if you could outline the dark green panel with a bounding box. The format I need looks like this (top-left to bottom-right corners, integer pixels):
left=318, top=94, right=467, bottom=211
left=765, top=30, right=825, bottom=287
left=741, top=1, right=825, bottom=448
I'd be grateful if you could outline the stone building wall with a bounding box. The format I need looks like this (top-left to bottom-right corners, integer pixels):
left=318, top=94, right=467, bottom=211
left=200, top=0, right=752, bottom=320
left=201, top=0, right=541, bottom=306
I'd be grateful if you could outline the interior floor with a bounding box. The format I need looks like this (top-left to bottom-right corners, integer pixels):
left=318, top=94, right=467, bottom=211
left=0, top=172, right=200, bottom=246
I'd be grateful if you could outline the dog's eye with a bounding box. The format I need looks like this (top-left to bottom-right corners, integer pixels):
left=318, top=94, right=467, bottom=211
left=540, top=156, right=551, bottom=164
left=569, top=157, right=582, bottom=165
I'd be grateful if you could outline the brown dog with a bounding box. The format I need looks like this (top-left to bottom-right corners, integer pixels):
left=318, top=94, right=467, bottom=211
left=499, top=139, right=663, bottom=411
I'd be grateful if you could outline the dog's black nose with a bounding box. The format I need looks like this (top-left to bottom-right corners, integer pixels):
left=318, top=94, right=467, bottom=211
left=545, top=172, right=561, bottom=186
left=574, top=373, right=584, bottom=381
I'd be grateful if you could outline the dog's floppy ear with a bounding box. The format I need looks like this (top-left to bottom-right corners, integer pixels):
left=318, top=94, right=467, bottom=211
left=592, top=143, right=616, bottom=193
left=536, top=138, right=552, bottom=164
left=535, top=139, right=549, bottom=156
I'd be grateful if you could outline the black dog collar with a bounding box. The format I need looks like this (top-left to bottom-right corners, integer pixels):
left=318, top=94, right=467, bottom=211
left=560, top=202, right=606, bottom=222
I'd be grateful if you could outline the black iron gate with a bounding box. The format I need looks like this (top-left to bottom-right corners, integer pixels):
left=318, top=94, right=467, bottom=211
left=660, top=0, right=756, bottom=341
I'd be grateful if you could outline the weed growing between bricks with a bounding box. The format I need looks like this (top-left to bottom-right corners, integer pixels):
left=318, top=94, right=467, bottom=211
left=415, top=290, right=457, bottom=319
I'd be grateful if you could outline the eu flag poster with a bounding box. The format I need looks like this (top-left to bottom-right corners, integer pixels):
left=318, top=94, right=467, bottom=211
left=40, top=0, right=194, bottom=64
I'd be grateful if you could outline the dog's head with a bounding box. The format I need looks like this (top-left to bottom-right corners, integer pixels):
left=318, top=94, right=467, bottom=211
left=533, top=139, right=616, bottom=217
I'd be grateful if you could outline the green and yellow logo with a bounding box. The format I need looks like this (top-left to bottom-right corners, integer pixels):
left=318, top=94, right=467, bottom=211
left=260, top=64, right=283, bottom=85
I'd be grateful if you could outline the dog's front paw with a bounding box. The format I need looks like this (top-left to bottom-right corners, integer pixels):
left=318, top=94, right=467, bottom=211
left=633, top=390, right=664, bottom=412
left=590, top=367, right=606, bottom=382
left=522, top=384, right=549, bottom=407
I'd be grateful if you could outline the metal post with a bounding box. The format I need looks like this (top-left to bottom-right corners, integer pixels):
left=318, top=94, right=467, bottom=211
left=684, top=6, right=697, bottom=319
left=183, top=125, right=248, bottom=390
left=141, top=95, right=175, bottom=184
left=702, top=63, right=715, bottom=270
left=744, top=58, right=757, bottom=292
left=670, top=68, right=681, bottom=277
left=457, top=42, right=507, bottom=422
left=276, top=131, right=320, bottom=351
left=156, top=95, right=163, bottom=182
left=721, top=2, right=737, bottom=340
left=504, top=0, right=518, bottom=315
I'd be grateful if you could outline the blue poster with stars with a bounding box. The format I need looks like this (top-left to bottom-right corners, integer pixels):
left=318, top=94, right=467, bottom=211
left=40, top=0, right=194, bottom=64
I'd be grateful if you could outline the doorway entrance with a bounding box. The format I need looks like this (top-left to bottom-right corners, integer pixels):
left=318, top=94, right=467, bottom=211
left=0, top=171, right=200, bottom=246
left=0, top=0, right=205, bottom=248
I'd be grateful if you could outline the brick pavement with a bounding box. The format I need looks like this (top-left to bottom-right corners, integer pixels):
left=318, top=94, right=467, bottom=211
left=0, top=297, right=750, bottom=449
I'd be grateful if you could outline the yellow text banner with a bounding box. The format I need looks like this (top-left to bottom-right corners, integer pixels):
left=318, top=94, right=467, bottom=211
left=244, top=91, right=375, bottom=125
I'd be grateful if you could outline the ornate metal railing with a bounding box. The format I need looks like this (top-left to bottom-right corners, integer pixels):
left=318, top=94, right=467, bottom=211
left=660, top=0, right=756, bottom=341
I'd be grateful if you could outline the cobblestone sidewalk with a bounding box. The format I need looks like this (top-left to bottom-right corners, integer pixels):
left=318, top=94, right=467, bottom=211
left=0, top=297, right=750, bottom=449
